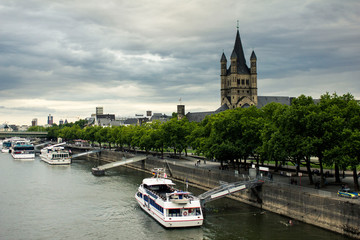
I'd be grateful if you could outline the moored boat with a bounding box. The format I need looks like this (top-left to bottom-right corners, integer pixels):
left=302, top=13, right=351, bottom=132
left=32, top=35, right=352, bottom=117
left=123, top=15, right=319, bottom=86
left=11, top=143, right=35, bottom=159
left=1, top=138, right=12, bottom=153
left=40, top=143, right=71, bottom=165
left=135, top=168, right=203, bottom=228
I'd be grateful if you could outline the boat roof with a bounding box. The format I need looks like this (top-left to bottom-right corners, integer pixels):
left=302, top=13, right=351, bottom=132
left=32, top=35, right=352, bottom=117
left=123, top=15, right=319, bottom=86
left=14, top=144, right=33, bottom=147
left=43, top=142, right=66, bottom=150
left=169, top=191, right=191, bottom=195
left=142, top=177, right=175, bottom=186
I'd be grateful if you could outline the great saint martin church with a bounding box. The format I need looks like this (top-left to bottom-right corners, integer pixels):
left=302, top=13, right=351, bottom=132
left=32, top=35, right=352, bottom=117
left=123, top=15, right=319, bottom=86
left=184, top=27, right=292, bottom=122
left=220, top=28, right=257, bottom=109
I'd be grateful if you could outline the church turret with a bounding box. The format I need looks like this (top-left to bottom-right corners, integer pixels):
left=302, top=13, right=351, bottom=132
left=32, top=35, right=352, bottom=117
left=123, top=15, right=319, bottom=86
left=220, top=52, right=227, bottom=76
left=220, top=52, right=227, bottom=98
left=250, top=50, right=257, bottom=74
left=250, top=50, right=258, bottom=105
left=230, top=49, right=237, bottom=74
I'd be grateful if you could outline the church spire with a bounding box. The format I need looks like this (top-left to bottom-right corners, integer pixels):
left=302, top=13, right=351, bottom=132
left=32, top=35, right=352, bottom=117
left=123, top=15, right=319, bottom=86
left=232, top=25, right=249, bottom=74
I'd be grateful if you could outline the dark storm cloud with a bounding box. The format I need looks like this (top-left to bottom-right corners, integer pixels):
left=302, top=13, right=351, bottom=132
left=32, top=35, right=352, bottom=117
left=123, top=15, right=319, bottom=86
left=0, top=0, right=359, bottom=125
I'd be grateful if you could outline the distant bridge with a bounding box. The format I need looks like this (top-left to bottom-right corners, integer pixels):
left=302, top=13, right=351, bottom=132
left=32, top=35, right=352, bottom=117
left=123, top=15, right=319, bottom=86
left=0, top=131, right=48, bottom=138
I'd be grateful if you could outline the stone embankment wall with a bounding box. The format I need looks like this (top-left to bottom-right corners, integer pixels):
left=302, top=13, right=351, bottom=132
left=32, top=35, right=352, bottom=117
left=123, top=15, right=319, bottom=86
left=73, top=149, right=360, bottom=239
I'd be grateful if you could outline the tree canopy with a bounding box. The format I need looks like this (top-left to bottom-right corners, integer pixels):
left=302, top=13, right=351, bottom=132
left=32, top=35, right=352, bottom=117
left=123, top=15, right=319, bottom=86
left=40, top=93, right=360, bottom=190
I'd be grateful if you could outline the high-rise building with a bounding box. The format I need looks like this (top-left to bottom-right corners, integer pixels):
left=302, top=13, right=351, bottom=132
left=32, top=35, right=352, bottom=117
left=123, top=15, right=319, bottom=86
left=31, top=118, right=38, bottom=126
left=96, top=107, right=104, bottom=115
left=59, top=119, right=64, bottom=125
left=47, top=114, right=53, bottom=125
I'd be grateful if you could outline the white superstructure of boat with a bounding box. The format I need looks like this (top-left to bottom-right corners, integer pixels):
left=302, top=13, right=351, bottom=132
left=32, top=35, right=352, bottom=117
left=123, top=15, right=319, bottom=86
left=2, top=137, right=26, bottom=153
left=135, top=168, right=203, bottom=228
left=11, top=140, right=35, bottom=159
left=40, top=142, right=71, bottom=165
left=1, top=138, right=13, bottom=153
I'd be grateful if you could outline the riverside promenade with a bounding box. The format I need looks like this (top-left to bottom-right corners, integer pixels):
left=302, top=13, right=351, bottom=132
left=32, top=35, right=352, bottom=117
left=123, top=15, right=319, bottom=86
left=170, top=155, right=358, bottom=196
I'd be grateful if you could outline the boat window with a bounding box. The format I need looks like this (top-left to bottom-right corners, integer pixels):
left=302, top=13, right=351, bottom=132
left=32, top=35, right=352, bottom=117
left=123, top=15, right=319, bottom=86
left=168, top=209, right=180, bottom=217
left=195, top=208, right=201, bottom=216
left=149, top=198, right=163, bottom=214
left=137, top=192, right=143, bottom=198
left=149, top=186, right=159, bottom=191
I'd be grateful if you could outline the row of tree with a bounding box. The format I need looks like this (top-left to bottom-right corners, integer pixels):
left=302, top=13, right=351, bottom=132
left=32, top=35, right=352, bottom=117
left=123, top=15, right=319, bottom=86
left=33, top=93, right=360, bottom=190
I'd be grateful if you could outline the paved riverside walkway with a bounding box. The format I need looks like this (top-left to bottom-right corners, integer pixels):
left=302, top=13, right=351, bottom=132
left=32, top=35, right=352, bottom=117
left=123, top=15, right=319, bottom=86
left=164, top=154, right=359, bottom=196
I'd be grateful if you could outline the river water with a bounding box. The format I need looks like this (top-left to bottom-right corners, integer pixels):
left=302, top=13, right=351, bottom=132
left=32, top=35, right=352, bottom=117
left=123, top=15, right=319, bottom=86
left=0, top=153, right=351, bottom=240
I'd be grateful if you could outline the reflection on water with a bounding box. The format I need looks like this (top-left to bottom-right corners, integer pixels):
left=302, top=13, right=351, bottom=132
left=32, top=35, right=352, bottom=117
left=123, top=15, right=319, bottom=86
left=0, top=153, right=351, bottom=240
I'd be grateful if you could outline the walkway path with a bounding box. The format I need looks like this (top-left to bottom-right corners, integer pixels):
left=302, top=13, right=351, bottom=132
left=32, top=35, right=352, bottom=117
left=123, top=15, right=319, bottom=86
left=168, top=154, right=358, bottom=195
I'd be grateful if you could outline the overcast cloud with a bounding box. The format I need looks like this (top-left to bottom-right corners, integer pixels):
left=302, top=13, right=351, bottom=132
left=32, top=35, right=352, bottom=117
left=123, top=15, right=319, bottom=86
left=1, top=0, right=359, bottom=125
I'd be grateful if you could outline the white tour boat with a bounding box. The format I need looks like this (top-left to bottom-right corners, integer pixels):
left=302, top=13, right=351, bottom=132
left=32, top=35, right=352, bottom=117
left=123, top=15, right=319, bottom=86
left=2, top=137, right=27, bottom=153
left=40, top=143, right=71, bottom=165
left=11, top=142, right=35, bottom=159
left=1, top=138, right=12, bottom=153
left=135, top=168, right=204, bottom=228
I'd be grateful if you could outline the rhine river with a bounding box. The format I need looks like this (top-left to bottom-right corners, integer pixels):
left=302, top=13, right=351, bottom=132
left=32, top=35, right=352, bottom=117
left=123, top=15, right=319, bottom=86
left=0, top=152, right=351, bottom=240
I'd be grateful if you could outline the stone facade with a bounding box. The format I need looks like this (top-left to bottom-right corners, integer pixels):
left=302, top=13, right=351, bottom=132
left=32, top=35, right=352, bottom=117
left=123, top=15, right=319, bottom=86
left=220, top=29, right=258, bottom=109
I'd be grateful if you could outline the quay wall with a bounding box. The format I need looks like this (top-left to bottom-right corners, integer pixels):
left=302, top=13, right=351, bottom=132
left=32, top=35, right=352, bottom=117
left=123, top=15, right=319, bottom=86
left=73, top=149, right=360, bottom=239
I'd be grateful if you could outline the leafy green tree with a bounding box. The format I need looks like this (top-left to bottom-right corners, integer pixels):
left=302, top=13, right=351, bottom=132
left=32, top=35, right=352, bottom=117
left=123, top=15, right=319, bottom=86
left=258, top=102, right=288, bottom=171
left=162, top=117, right=188, bottom=158
left=46, top=125, right=60, bottom=141
left=284, top=95, right=317, bottom=183
left=139, top=126, right=153, bottom=155
left=59, top=125, right=81, bottom=141
left=123, top=125, right=136, bottom=151
left=74, top=119, right=88, bottom=129
left=27, top=126, right=46, bottom=132
left=150, top=121, right=166, bottom=157
left=83, top=126, right=99, bottom=146
left=95, top=127, right=110, bottom=148
left=234, top=106, right=263, bottom=171
left=202, top=110, right=240, bottom=168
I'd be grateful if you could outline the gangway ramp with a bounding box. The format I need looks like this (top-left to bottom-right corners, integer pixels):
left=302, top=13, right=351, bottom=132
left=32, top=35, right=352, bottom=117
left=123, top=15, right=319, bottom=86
left=92, top=155, right=147, bottom=176
left=71, top=149, right=101, bottom=159
left=197, top=179, right=264, bottom=206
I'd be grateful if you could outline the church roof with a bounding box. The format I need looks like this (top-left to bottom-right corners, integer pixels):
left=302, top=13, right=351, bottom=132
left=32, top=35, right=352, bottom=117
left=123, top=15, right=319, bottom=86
left=185, top=104, right=229, bottom=122
left=229, top=29, right=250, bottom=74
left=220, top=52, right=227, bottom=62
left=250, top=50, right=257, bottom=60
left=215, top=104, right=229, bottom=112
left=231, top=49, right=237, bottom=59
left=257, top=96, right=292, bottom=108
left=186, top=111, right=217, bottom=122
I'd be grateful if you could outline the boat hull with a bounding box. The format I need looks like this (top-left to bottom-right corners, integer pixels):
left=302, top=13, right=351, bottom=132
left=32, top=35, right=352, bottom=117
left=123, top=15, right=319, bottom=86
left=135, top=194, right=203, bottom=228
left=11, top=153, right=35, bottom=159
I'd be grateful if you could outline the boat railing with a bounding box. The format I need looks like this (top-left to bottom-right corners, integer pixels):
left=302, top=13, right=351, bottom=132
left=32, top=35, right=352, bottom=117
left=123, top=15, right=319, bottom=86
left=145, top=189, right=160, bottom=200
left=167, top=209, right=202, bottom=217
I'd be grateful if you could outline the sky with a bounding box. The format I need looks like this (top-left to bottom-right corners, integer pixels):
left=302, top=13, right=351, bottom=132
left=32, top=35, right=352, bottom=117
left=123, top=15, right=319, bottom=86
left=1, top=0, right=359, bottom=125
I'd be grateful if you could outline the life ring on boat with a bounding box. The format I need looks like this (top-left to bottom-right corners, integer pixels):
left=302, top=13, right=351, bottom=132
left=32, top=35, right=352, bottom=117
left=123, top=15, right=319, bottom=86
left=183, top=211, right=188, bottom=216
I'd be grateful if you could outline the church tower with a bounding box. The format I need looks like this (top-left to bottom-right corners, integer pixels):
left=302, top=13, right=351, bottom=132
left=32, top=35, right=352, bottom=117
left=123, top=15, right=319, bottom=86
left=220, top=26, right=258, bottom=109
